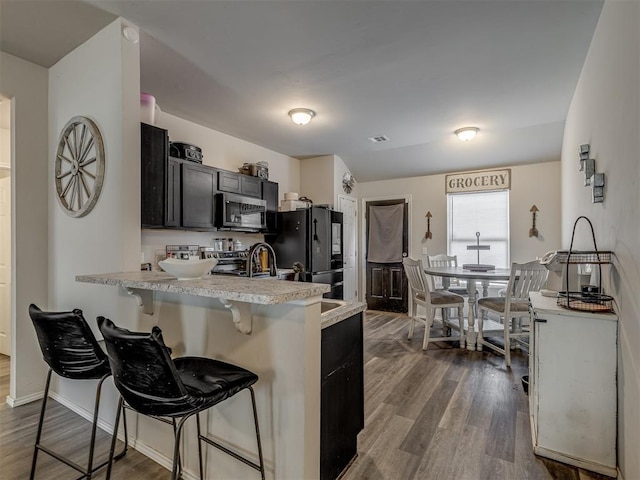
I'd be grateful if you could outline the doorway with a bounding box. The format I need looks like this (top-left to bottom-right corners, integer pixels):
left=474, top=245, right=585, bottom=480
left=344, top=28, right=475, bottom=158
left=363, top=197, right=409, bottom=312
left=0, top=95, right=11, bottom=357
left=338, top=195, right=357, bottom=302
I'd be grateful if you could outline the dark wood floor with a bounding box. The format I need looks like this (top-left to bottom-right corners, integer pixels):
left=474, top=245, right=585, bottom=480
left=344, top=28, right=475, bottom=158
left=0, top=311, right=614, bottom=479
left=341, top=311, right=613, bottom=480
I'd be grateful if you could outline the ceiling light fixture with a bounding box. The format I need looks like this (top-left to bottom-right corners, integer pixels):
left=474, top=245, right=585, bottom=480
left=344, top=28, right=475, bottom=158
left=455, top=127, right=479, bottom=141
left=288, top=108, right=315, bottom=126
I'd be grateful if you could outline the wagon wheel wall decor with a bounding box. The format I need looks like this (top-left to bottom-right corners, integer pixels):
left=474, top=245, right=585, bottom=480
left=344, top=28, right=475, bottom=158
left=55, top=116, right=105, bottom=217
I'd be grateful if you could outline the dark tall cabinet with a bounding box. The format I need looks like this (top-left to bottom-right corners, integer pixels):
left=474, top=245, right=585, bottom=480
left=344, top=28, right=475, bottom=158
left=141, top=123, right=182, bottom=227
left=262, top=180, right=279, bottom=234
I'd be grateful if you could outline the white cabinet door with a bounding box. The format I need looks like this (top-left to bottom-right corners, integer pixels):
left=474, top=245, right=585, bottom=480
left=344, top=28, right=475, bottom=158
left=529, top=293, right=617, bottom=476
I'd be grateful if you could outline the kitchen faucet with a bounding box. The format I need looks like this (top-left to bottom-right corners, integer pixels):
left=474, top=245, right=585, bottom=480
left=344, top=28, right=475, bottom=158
left=247, top=242, right=278, bottom=277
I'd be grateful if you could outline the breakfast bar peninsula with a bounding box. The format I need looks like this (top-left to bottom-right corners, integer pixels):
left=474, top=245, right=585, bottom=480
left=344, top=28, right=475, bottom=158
left=77, top=271, right=366, bottom=480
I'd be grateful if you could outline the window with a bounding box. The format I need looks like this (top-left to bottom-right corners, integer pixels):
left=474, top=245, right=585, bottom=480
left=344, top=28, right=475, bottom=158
left=447, top=190, right=510, bottom=268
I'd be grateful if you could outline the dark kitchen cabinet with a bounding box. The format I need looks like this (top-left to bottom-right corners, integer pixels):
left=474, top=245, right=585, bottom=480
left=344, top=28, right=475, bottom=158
left=241, top=175, right=261, bottom=197
left=218, top=170, right=261, bottom=198
left=218, top=170, right=240, bottom=193
left=321, top=312, right=364, bottom=480
left=141, top=121, right=279, bottom=232
left=181, top=163, right=217, bottom=229
left=262, top=180, right=279, bottom=234
left=141, top=123, right=182, bottom=227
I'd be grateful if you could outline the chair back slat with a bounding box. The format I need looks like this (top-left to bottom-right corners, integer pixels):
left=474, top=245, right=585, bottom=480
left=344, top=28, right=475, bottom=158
left=427, top=254, right=458, bottom=268
left=29, top=304, right=110, bottom=380
left=506, top=260, right=549, bottom=308
left=403, top=257, right=435, bottom=301
left=98, top=317, right=195, bottom=417
left=427, top=254, right=461, bottom=287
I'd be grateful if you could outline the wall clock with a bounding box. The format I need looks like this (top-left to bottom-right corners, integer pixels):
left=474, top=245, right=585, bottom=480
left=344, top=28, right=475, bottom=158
left=55, top=116, right=105, bottom=217
left=342, top=172, right=355, bottom=194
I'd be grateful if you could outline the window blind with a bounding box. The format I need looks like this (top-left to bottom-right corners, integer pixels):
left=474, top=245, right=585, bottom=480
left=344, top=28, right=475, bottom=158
left=447, top=190, right=510, bottom=268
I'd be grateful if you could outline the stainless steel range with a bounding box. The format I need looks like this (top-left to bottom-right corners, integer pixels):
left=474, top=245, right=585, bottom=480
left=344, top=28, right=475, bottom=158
left=200, top=247, right=250, bottom=275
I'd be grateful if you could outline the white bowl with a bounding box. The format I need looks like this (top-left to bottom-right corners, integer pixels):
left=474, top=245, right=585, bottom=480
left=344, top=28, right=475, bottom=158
left=158, top=257, right=218, bottom=280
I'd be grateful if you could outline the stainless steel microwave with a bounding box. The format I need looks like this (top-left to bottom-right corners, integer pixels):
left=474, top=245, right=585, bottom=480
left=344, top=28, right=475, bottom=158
left=215, top=192, right=267, bottom=232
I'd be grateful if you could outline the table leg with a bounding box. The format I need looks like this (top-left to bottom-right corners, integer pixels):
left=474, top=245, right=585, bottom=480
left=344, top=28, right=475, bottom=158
left=481, top=280, right=489, bottom=323
left=466, top=279, right=478, bottom=350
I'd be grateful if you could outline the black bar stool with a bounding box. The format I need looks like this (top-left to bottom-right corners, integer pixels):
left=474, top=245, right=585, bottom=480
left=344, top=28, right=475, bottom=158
left=98, top=317, right=266, bottom=480
left=28, top=304, right=128, bottom=479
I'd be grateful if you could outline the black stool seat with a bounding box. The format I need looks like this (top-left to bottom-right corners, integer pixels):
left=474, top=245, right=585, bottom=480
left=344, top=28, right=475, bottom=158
left=28, top=304, right=127, bottom=480
left=98, top=317, right=265, bottom=480
left=176, top=357, right=258, bottom=407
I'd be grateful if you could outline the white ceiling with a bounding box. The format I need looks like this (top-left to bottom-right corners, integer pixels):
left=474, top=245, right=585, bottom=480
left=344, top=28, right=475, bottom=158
left=0, top=1, right=603, bottom=182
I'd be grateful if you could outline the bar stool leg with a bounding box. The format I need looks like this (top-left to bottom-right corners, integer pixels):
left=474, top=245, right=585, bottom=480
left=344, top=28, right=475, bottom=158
left=105, top=397, right=124, bottom=480
left=249, top=387, right=266, bottom=480
left=86, top=375, right=109, bottom=479
left=196, top=413, right=205, bottom=480
left=30, top=369, right=53, bottom=480
left=171, top=416, right=190, bottom=480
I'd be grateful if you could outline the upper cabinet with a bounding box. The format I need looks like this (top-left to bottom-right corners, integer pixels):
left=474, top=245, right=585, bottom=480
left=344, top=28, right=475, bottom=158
left=141, top=123, right=279, bottom=232
left=218, top=170, right=262, bottom=198
left=182, top=163, right=218, bottom=229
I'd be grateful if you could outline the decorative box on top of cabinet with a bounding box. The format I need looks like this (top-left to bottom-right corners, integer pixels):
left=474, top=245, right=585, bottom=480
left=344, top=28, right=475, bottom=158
left=528, top=292, right=617, bottom=477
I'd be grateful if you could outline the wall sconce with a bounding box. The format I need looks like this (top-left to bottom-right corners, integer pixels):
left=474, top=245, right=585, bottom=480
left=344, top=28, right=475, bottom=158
left=592, top=173, right=605, bottom=203
left=288, top=108, right=315, bottom=126
left=425, top=211, right=432, bottom=239
left=578, top=144, right=606, bottom=203
left=455, top=127, right=479, bottom=141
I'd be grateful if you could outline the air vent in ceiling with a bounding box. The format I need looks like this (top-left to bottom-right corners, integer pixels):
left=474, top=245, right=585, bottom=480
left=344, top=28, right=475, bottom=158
left=368, top=135, right=389, bottom=143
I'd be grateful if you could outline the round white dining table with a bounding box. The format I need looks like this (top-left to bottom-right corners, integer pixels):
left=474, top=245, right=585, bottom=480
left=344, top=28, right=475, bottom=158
left=423, top=266, right=512, bottom=350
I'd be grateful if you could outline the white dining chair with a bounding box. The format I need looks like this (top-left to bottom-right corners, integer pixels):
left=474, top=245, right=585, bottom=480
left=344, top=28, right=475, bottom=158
left=403, top=257, right=465, bottom=350
left=427, top=253, right=478, bottom=319
left=426, top=254, right=467, bottom=294
left=477, top=260, right=548, bottom=367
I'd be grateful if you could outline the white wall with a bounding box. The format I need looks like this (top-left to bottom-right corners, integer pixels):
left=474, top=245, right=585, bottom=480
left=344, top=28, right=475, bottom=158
left=0, top=52, right=49, bottom=404
left=156, top=111, right=300, bottom=196
left=358, top=162, right=562, bottom=263
left=299, top=155, right=336, bottom=206
left=48, top=18, right=141, bottom=419
left=299, top=154, right=358, bottom=208
left=560, top=2, right=639, bottom=478
left=333, top=154, right=359, bottom=205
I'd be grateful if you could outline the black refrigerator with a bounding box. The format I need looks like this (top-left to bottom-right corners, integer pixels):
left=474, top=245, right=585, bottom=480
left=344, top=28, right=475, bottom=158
left=267, top=206, right=343, bottom=299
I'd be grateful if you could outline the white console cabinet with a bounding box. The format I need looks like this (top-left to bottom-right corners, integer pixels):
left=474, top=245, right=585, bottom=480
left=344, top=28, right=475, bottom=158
left=528, top=292, right=617, bottom=477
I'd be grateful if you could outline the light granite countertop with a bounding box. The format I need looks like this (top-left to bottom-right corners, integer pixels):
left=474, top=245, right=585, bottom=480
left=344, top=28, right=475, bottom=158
left=76, top=271, right=331, bottom=305
left=320, top=301, right=367, bottom=329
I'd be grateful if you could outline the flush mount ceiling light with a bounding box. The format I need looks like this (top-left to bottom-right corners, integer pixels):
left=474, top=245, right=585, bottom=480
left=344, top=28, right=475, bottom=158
left=288, top=108, right=315, bottom=126
left=455, top=127, right=479, bottom=141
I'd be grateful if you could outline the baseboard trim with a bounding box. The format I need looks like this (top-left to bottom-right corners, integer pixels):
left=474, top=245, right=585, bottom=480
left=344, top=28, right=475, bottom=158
left=132, top=441, right=198, bottom=480
left=47, top=392, right=199, bottom=480
left=533, top=445, right=617, bottom=478
left=5, top=391, right=43, bottom=407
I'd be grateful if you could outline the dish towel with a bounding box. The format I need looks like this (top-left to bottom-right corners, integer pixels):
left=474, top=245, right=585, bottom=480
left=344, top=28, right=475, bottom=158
left=367, top=204, right=404, bottom=263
